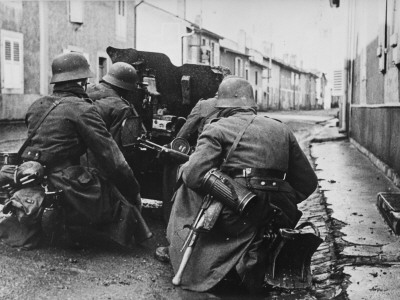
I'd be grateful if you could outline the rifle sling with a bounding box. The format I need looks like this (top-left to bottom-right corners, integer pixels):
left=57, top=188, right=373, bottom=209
left=221, top=115, right=256, bottom=168
left=17, top=98, right=65, bottom=163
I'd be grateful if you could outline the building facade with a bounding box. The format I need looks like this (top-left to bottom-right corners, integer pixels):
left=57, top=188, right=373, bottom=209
left=260, top=55, right=321, bottom=111
left=0, top=0, right=136, bottom=121
left=341, top=0, right=400, bottom=186
left=0, top=0, right=325, bottom=122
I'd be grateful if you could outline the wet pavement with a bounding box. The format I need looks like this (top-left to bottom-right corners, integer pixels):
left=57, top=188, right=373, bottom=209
left=270, top=110, right=400, bottom=300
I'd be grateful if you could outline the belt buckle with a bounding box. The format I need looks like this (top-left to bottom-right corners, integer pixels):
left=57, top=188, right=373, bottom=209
left=243, top=168, right=251, bottom=176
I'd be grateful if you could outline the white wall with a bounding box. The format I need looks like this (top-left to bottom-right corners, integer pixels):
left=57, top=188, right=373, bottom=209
left=136, top=4, right=190, bottom=66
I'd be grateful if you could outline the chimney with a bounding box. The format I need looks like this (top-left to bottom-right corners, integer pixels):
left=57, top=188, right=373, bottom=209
left=283, top=53, right=289, bottom=64
left=237, top=29, right=246, bottom=53
left=290, top=55, right=297, bottom=66
left=262, top=41, right=274, bottom=58
left=177, top=0, right=186, bottom=19
left=195, top=14, right=202, bottom=28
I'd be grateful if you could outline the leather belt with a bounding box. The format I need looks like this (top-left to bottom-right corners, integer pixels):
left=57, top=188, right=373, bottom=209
left=223, top=167, right=286, bottom=180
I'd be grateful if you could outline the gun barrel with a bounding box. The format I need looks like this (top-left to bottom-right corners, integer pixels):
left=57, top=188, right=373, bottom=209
left=137, top=137, right=189, bottom=164
left=162, top=148, right=189, bottom=164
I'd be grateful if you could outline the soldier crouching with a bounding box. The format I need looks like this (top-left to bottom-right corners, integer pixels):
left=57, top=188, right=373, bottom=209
left=0, top=52, right=150, bottom=249
left=166, top=77, right=318, bottom=294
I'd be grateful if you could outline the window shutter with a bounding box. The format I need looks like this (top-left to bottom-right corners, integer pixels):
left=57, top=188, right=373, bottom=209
left=70, top=0, right=84, bottom=24
left=5, top=40, right=11, bottom=60
left=116, top=0, right=127, bottom=39
left=4, top=40, right=22, bottom=89
left=1, top=30, right=24, bottom=92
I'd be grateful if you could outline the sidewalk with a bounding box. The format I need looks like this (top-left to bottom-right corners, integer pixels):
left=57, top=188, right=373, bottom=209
left=310, top=120, right=400, bottom=299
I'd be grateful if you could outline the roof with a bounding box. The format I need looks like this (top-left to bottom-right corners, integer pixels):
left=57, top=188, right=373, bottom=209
left=249, top=58, right=267, bottom=68
left=193, top=25, right=224, bottom=40
left=220, top=46, right=251, bottom=57
left=263, top=56, right=319, bottom=77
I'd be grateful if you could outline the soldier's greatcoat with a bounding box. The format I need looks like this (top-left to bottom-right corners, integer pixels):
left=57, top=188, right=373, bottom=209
left=167, top=111, right=318, bottom=292
left=21, top=84, right=141, bottom=247
left=87, top=82, right=134, bottom=147
left=176, top=97, right=220, bottom=145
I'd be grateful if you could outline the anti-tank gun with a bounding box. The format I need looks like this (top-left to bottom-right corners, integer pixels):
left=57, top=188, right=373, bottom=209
left=107, top=47, right=225, bottom=220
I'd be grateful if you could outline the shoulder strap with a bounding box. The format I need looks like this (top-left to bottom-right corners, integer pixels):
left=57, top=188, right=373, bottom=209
left=17, top=98, right=65, bottom=162
left=221, top=115, right=256, bottom=168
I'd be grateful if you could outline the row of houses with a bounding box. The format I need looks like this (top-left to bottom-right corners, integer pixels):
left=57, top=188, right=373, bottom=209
left=0, top=0, right=326, bottom=122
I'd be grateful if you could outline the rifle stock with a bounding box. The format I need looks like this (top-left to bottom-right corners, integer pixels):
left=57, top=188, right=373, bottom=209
left=172, top=215, right=204, bottom=286
left=172, top=196, right=215, bottom=286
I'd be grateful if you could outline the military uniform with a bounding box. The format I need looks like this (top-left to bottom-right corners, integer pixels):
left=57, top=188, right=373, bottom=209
left=87, top=82, right=134, bottom=147
left=167, top=112, right=318, bottom=292
left=176, top=97, right=220, bottom=145
left=21, top=84, right=141, bottom=247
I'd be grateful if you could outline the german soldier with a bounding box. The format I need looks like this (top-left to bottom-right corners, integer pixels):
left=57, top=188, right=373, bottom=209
left=166, top=77, right=318, bottom=293
left=0, top=52, right=148, bottom=249
left=86, top=62, right=140, bottom=148
left=176, top=71, right=232, bottom=146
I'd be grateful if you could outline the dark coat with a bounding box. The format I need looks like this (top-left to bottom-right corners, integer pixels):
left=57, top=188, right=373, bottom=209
left=176, top=97, right=220, bottom=145
left=87, top=82, right=134, bottom=148
left=21, top=85, right=141, bottom=246
left=167, top=112, right=318, bottom=292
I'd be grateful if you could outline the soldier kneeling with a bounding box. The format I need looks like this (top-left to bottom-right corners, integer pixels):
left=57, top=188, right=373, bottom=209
left=0, top=53, right=151, bottom=250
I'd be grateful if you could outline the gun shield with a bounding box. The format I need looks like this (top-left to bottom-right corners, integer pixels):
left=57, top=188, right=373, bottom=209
left=201, top=168, right=256, bottom=214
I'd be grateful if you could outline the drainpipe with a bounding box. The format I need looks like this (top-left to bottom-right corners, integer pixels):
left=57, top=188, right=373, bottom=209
left=39, top=1, right=49, bottom=95
left=181, top=27, right=195, bottom=65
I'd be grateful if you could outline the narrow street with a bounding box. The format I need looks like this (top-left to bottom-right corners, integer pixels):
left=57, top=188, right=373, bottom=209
left=1, top=108, right=399, bottom=300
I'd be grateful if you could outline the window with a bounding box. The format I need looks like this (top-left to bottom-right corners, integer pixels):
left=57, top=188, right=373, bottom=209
left=1, top=30, right=23, bottom=93
left=255, top=90, right=258, bottom=102
left=245, top=69, right=249, bottom=80
left=202, top=38, right=206, bottom=46
left=69, top=0, right=84, bottom=24
left=255, top=71, right=258, bottom=85
left=332, top=69, right=344, bottom=96
left=116, top=0, right=127, bottom=40
left=235, top=57, right=243, bottom=77
left=211, top=42, right=215, bottom=66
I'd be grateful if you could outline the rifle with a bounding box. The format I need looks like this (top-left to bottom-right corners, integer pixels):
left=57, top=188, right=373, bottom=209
left=172, top=195, right=223, bottom=286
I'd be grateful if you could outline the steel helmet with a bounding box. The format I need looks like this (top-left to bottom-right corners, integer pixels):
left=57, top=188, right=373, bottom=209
left=50, top=52, right=94, bottom=84
left=102, top=62, right=139, bottom=91
left=215, top=76, right=256, bottom=108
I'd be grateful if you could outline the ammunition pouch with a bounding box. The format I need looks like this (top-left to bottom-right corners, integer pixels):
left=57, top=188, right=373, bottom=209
left=201, top=168, right=257, bottom=214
